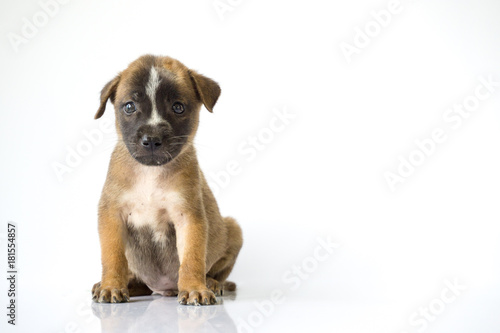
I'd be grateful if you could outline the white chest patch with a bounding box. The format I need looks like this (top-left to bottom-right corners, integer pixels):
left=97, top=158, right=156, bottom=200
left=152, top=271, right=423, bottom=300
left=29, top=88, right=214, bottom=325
left=121, top=166, right=184, bottom=244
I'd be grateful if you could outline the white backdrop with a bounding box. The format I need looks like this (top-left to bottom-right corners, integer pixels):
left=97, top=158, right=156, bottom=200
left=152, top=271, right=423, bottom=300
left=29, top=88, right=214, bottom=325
left=1, top=0, right=500, bottom=332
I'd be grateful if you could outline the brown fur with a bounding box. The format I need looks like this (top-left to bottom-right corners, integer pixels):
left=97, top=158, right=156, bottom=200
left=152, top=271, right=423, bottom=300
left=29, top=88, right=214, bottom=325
left=91, top=55, right=242, bottom=305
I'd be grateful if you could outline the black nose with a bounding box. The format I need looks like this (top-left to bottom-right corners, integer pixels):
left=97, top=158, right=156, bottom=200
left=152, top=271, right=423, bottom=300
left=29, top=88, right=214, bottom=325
left=141, top=135, right=162, bottom=151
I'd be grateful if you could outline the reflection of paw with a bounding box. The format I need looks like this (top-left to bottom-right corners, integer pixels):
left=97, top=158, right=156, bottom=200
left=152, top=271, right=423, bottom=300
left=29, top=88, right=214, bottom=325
left=92, top=281, right=130, bottom=303
left=91, top=300, right=132, bottom=319
left=177, top=303, right=218, bottom=320
left=178, top=288, right=216, bottom=306
left=206, top=277, right=223, bottom=296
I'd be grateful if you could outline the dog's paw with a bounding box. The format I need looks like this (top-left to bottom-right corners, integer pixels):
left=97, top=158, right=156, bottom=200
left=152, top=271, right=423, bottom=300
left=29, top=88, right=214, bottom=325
left=92, top=281, right=130, bottom=303
left=178, top=288, right=216, bottom=306
left=206, top=277, right=223, bottom=296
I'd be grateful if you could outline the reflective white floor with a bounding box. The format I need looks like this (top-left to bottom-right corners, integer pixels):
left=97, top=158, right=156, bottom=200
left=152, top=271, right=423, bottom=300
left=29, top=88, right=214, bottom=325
left=82, top=284, right=499, bottom=333
left=2, top=255, right=500, bottom=333
left=2, top=224, right=499, bottom=333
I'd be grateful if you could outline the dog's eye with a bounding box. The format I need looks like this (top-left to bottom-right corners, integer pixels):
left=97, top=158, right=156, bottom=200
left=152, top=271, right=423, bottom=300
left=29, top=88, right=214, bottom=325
left=172, top=102, right=185, bottom=114
left=123, top=102, right=136, bottom=115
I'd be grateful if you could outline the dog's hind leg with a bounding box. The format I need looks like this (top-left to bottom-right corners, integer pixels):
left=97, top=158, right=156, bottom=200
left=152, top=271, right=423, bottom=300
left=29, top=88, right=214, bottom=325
left=206, top=217, right=242, bottom=295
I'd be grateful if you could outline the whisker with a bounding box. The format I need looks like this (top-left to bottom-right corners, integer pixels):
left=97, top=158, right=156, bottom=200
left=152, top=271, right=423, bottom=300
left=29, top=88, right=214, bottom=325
left=165, top=150, right=173, bottom=161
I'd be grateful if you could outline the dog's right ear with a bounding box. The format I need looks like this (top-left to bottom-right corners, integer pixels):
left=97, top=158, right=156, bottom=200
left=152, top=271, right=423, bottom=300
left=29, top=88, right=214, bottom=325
left=94, top=75, right=120, bottom=119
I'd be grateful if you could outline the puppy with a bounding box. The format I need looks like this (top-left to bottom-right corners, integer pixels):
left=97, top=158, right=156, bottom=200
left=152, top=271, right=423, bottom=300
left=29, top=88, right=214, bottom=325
left=91, top=55, right=242, bottom=306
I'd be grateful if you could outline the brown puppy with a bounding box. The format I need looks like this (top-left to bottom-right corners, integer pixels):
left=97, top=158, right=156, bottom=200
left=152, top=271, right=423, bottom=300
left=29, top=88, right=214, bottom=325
left=91, top=55, right=242, bottom=306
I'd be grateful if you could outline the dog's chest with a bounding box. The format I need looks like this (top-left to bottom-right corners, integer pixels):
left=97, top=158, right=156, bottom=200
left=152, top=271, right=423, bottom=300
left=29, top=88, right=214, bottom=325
left=121, top=168, right=184, bottom=242
left=125, top=179, right=165, bottom=226
left=120, top=167, right=183, bottom=291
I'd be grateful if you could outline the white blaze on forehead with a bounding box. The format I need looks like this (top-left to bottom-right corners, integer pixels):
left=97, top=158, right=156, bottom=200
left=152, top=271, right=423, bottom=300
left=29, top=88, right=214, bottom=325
left=146, top=66, right=165, bottom=125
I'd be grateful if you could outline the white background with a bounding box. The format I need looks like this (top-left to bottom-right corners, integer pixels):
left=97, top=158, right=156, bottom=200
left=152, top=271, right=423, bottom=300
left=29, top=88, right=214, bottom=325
left=1, top=0, right=500, bottom=332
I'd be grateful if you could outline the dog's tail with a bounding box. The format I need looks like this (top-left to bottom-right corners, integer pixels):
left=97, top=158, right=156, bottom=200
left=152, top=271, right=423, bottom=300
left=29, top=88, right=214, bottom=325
left=224, top=280, right=237, bottom=291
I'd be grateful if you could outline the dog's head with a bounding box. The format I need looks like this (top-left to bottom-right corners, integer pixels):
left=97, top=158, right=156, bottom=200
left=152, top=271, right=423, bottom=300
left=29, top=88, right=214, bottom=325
left=95, top=55, right=220, bottom=166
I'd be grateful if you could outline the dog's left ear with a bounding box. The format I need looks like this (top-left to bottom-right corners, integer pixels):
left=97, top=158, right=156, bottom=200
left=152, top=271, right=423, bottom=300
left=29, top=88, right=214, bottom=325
left=94, top=75, right=121, bottom=119
left=188, top=70, right=221, bottom=113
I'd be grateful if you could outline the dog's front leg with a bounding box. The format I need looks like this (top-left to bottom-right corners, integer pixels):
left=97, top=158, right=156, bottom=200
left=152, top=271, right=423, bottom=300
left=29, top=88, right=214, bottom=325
left=93, top=206, right=130, bottom=303
left=175, top=213, right=216, bottom=305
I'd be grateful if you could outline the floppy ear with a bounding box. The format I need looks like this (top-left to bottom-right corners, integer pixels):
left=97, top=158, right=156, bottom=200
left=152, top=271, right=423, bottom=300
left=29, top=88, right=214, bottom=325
left=94, top=75, right=120, bottom=119
left=188, top=70, right=221, bottom=113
